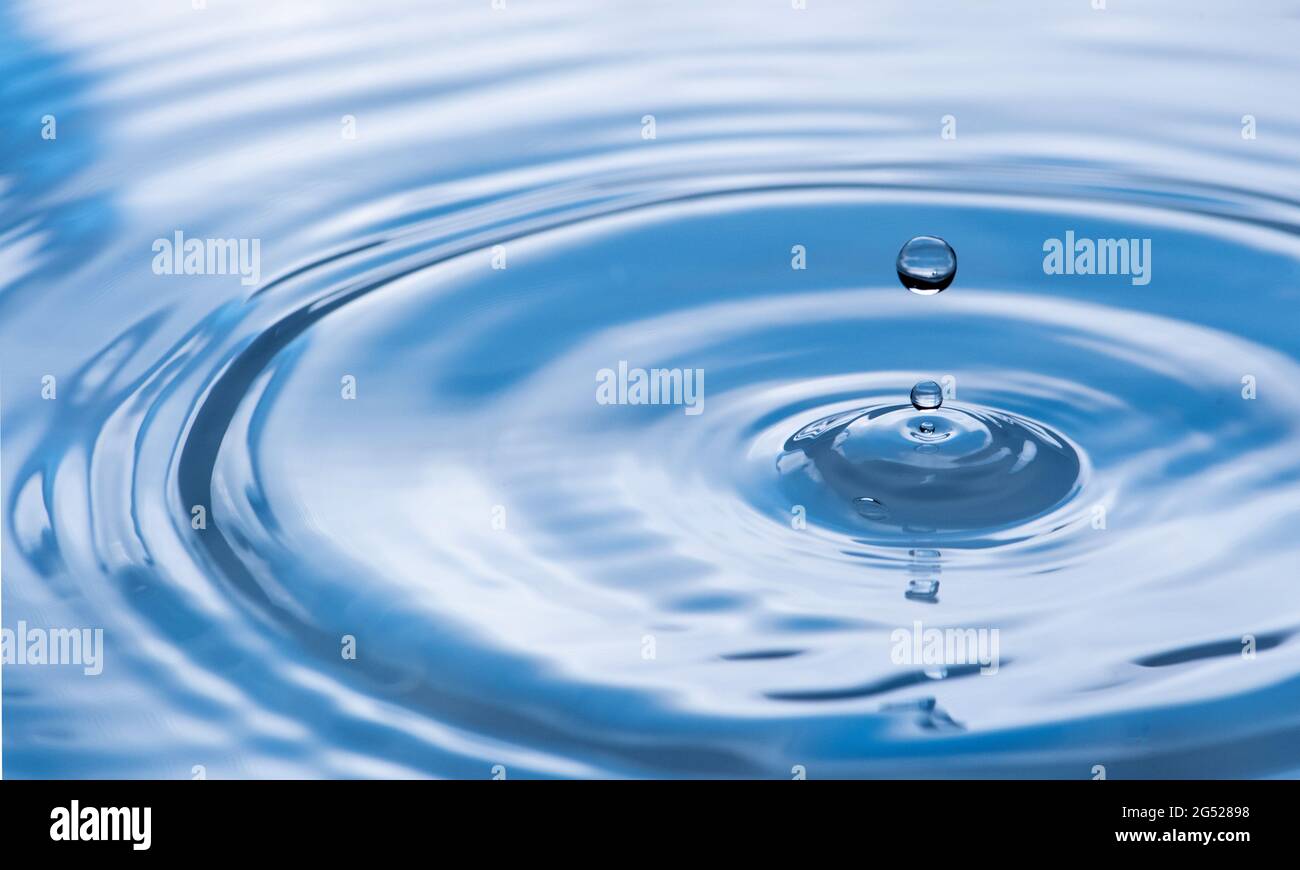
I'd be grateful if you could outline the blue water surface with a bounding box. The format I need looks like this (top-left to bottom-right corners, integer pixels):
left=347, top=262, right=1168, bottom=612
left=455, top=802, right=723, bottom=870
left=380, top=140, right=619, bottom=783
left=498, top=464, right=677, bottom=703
left=3, top=0, right=1300, bottom=778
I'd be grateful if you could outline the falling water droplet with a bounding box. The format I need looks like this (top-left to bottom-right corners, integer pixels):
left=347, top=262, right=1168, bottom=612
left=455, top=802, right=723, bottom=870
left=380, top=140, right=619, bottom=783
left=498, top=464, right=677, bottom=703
left=896, top=235, right=957, bottom=295
left=919, top=420, right=935, bottom=434
left=853, top=497, right=889, bottom=521
left=910, top=380, right=943, bottom=410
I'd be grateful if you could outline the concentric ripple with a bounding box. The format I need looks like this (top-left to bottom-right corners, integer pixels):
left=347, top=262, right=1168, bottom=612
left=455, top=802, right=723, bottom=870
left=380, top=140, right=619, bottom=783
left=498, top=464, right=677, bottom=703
left=182, top=190, right=1300, bottom=777
left=781, top=398, right=1084, bottom=538
left=5, top=0, right=1300, bottom=779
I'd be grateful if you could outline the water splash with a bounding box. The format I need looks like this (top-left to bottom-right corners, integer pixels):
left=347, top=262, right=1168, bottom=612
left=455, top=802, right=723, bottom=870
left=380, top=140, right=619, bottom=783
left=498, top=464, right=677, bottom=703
left=780, top=387, right=1085, bottom=538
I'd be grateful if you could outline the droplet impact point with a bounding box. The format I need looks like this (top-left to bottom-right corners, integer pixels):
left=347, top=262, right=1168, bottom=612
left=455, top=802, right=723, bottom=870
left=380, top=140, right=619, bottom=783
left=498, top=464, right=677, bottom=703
left=780, top=395, right=1084, bottom=535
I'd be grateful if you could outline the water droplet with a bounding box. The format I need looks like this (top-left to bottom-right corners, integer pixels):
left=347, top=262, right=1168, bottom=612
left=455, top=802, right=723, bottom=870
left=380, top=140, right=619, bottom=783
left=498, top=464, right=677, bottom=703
left=853, top=497, right=889, bottom=521
left=919, top=420, right=935, bottom=434
left=910, top=380, right=943, bottom=410
left=906, top=579, right=940, bottom=601
left=896, top=235, right=956, bottom=295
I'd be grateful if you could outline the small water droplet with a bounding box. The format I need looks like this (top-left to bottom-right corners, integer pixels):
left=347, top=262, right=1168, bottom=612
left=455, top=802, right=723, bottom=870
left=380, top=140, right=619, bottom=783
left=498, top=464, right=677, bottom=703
left=896, top=235, right=956, bottom=295
left=910, top=380, right=943, bottom=410
left=919, top=420, right=935, bottom=434
left=906, top=579, right=940, bottom=601
left=853, top=497, right=889, bottom=521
